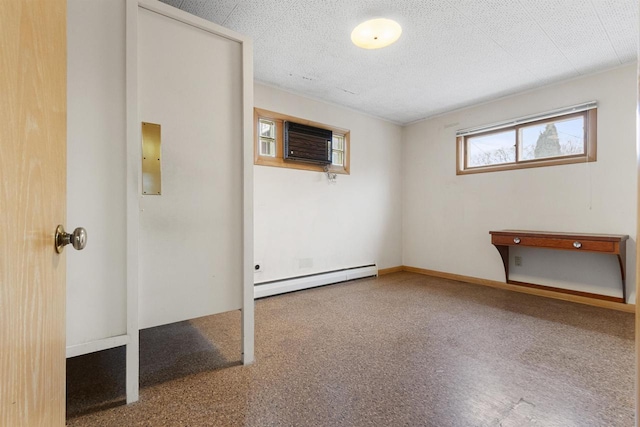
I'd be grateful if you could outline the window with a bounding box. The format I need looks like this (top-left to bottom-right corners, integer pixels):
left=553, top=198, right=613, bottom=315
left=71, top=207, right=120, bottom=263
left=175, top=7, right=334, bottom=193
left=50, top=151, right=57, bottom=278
left=254, top=108, right=350, bottom=174
left=456, top=103, right=597, bottom=175
left=332, top=135, right=345, bottom=167
left=258, top=118, right=276, bottom=157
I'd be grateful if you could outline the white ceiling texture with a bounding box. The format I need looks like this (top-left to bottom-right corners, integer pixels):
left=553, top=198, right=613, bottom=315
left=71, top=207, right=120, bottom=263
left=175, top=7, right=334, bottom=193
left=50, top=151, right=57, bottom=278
left=160, top=0, right=638, bottom=125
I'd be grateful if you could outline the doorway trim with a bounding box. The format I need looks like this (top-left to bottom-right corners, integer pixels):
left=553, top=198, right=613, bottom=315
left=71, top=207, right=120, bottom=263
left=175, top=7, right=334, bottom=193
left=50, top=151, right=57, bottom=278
left=635, top=55, right=639, bottom=426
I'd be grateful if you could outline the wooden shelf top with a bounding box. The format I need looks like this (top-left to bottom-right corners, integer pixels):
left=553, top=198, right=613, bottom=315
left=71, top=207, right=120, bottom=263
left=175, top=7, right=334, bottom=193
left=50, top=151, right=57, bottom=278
left=489, top=230, right=628, bottom=242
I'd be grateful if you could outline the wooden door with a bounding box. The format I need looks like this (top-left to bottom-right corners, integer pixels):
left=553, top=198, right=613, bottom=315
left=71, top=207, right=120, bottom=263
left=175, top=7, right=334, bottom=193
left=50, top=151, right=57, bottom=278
left=0, top=0, right=67, bottom=425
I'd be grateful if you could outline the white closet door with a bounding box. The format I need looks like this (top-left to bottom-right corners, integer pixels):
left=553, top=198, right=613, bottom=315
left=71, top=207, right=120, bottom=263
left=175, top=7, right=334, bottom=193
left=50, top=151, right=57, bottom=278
left=138, top=7, right=243, bottom=329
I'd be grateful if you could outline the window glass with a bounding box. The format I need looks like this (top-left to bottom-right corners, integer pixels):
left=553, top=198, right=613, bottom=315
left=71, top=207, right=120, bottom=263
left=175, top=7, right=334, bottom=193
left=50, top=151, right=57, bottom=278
left=332, top=135, right=345, bottom=166
left=466, top=130, right=516, bottom=168
left=332, top=150, right=344, bottom=166
left=260, top=139, right=275, bottom=157
left=519, top=116, right=584, bottom=161
left=259, top=119, right=275, bottom=138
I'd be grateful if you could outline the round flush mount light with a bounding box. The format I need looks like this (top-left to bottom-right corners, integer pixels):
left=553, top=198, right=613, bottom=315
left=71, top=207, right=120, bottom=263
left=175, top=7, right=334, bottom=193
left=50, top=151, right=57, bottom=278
left=351, top=18, right=402, bottom=49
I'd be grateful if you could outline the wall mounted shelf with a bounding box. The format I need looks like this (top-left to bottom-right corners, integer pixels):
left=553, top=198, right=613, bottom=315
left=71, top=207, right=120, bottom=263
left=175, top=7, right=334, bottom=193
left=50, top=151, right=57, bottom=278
left=489, top=230, right=629, bottom=303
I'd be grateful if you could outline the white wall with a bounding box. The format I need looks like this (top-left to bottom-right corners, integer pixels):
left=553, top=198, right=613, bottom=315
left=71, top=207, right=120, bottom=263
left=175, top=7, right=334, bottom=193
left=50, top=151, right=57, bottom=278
left=67, top=0, right=127, bottom=345
left=254, top=84, right=403, bottom=283
left=403, top=64, right=638, bottom=302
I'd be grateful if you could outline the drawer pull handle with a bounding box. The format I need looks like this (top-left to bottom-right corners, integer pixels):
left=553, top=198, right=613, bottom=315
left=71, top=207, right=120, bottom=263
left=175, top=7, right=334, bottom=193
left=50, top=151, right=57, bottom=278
left=573, top=241, right=582, bottom=249
left=513, top=237, right=521, bottom=244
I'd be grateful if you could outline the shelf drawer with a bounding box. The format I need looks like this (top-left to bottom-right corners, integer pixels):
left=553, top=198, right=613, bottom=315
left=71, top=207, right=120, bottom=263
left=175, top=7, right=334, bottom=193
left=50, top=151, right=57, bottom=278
left=491, top=235, right=615, bottom=253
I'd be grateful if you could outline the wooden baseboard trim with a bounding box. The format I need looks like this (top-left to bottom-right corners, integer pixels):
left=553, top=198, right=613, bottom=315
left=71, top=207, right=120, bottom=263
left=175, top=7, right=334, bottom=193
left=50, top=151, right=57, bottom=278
left=402, top=266, right=635, bottom=313
left=378, top=266, right=404, bottom=275
left=507, top=280, right=625, bottom=303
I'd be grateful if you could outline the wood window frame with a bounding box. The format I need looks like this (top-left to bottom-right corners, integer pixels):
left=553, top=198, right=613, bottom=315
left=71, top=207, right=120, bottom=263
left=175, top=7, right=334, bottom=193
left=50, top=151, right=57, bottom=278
left=254, top=108, right=350, bottom=175
left=456, top=109, right=597, bottom=175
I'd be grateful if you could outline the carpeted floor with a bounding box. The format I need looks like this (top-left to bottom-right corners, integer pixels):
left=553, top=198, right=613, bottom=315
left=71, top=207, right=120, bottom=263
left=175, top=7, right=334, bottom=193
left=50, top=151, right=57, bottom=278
left=66, top=272, right=635, bottom=426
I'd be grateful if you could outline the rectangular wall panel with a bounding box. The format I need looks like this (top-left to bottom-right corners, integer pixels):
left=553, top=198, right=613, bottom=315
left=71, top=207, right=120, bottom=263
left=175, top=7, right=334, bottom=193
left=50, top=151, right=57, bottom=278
left=138, top=7, right=243, bottom=329
left=67, top=0, right=127, bottom=348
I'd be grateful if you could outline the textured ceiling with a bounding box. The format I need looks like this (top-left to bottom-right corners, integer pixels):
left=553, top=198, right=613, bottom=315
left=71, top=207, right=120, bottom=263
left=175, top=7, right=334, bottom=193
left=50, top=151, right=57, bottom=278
left=159, top=0, right=638, bottom=124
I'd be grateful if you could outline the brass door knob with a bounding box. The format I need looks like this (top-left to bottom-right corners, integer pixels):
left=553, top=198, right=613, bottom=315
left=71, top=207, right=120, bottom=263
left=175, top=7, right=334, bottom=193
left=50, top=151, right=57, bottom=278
left=55, top=225, right=87, bottom=253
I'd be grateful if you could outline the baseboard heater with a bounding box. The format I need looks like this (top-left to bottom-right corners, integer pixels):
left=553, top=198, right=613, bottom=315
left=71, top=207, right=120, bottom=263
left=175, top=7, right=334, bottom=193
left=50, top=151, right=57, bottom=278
left=254, top=264, right=378, bottom=299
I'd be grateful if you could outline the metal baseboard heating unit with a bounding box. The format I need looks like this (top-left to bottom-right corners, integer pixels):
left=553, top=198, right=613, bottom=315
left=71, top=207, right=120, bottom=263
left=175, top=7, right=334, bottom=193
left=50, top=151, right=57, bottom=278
left=254, top=264, right=378, bottom=299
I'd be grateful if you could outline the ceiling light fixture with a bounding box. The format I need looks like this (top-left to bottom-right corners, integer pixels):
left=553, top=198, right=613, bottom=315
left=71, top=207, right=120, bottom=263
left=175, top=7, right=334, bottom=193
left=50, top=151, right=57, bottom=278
left=351, top=18, right=402, bottom=50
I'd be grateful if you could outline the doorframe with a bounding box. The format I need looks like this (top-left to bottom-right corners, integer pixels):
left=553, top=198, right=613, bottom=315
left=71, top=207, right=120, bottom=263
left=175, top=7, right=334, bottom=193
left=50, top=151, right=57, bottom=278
left=635, top=56, right=640, bottom=426
left=124, top=0, right=254, bottom=403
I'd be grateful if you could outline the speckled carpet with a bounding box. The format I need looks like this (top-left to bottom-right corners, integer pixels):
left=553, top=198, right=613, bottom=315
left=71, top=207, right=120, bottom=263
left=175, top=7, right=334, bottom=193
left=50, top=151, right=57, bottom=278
left=66, top=272, right=634, bottom=426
